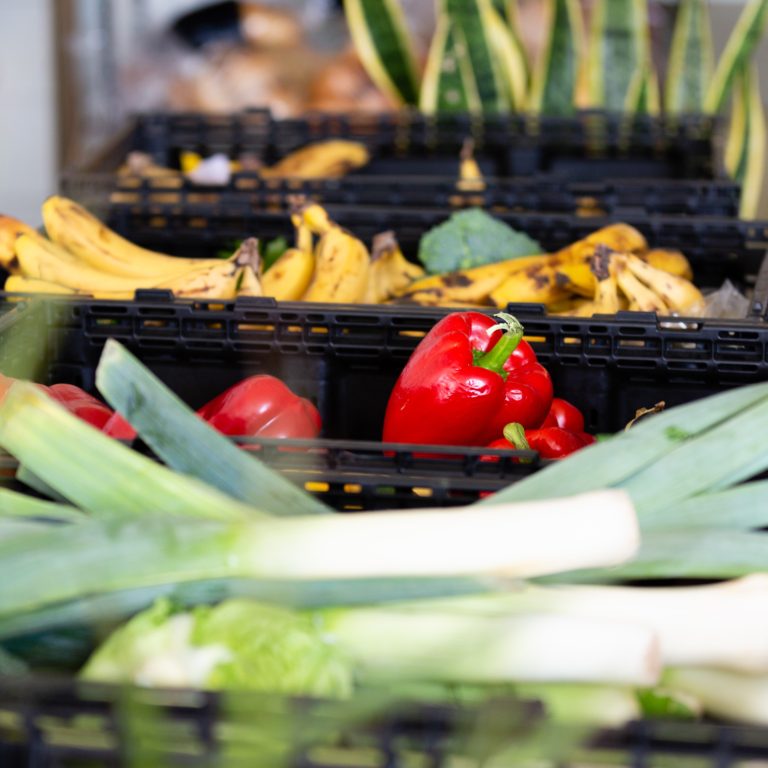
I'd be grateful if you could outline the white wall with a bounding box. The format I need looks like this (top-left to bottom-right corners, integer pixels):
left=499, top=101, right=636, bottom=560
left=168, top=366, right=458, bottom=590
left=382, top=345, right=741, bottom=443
left=0, top=1, right=57, bottom=225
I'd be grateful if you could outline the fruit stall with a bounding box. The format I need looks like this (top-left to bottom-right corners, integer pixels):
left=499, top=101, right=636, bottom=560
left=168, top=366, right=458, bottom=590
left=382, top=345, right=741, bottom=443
left=2, top=1, right=768, bottom=766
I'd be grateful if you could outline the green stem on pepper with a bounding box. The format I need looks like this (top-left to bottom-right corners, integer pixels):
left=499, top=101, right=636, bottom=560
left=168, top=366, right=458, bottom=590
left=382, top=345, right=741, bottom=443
left=502, top=422, right=530, bottom=451
left=474, top=313, right=525, bottom=376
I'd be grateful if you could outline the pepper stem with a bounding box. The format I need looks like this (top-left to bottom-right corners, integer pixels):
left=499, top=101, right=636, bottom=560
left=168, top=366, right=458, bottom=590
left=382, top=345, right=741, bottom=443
left=502, top=422, right=530, bottom=451
left=474, top=312, right=525, bottom=375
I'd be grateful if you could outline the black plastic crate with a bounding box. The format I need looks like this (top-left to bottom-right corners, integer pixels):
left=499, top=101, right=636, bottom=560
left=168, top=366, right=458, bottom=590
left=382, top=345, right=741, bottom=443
left=3, top=675, right=768, bottom=768
left=99, top=204, right=768, bottom=313
left=7, top=295, right=768, bottom=441
left=60, top=109, right=732, bottom=217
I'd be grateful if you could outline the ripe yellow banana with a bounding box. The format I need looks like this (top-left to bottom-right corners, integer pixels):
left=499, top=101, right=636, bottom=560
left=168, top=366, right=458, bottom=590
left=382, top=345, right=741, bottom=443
left=293, top=199, right=336, bottom=237
left=259, top=140, right=370, bottom=179
left=623, top=253, right=704, bottom=315
left=553, top=260, right=596, bottom=297
left=554, top=223, right=648, bottom=262
left=644, top=249, right=694, bottom=281
left=399, top=254, right=553, bottom=298
left=490, top=262, right=570, bottom=308
left=16, top=230, right=250, bottom=301
left=262, top=247, right=315, bottom=301
left=301, top=225, right=370, bottom=304
left=4, top=275, right=77, bottom=295
left=363, top=231, right=425, bottom=304
left=41, top=195, right=230, bottom=279
left=614, top=256, right=671, bottom=314
left=0, top=214, right=36, bottom=274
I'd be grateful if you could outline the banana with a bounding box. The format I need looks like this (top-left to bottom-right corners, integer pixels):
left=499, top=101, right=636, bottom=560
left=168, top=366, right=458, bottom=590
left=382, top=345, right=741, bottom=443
left=262, top=247, right=315, bottom=301
left=400, top=254, right=555, bottom=297
left=552, top=260, right=596, bottom=297
left=259, top=140, right=370, bottom=179
left=644, top=248, right=694, bottom=280
left=490, top=262, right=570, bottom=308
left=0, top=214, right=36, bottom=274
left=554, top=223, right=648, bottom=262
left=4, top=275, right=77, bottom=295
left=590, top=246, right=621, bottom=314
left=301, top=225, right=370, bottom=304
left=41, top=196, right=230, bottom=279
left=614, top=256, right=671, bottom=314
left=623, top=253, right=704, bottom=315
left=16, top=230, right=250, bottom=301
left=457, top=138, right=486, bottom=192
left=363, top=231, right=425, bottom=304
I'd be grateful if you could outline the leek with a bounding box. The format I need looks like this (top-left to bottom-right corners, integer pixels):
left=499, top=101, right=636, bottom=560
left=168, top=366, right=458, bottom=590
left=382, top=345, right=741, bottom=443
left=325, top=608, right=659, bottom=687
left=0, top=489, right=639, bottom=619
left=0, top=575, right=500, bottom=643
left=0, top=382, right=261, bottom=522
left=0, top=485, right=84, bottom=523
left=393, top=576, right=768, bottom=672
left=95, top=339, right=330, bottom=517
left=546, top=529, right=768, bottom=584
left=640, top=480, right=768, bottom=532
left=663, top=667, right=768, bottom=725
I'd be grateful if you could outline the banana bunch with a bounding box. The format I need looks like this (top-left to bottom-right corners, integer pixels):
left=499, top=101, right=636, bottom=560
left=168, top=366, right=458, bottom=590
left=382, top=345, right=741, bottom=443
left=258, top=200, right=425, bottom=304
left=560, top=247, right=706, bottom=317
left=2, top=196, right=262, bottom=301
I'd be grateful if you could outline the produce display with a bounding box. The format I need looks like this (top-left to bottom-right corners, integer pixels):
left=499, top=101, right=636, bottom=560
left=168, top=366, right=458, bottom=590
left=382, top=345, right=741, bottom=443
left=0, top=196, right=714, bottom=318
left=3, top=328, right=768, bottom=735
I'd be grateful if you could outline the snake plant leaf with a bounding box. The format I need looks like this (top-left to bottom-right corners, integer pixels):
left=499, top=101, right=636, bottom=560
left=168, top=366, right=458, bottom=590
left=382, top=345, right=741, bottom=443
left=725, top=64, right=751, bottom=182
left=725, top=63, right=767, bottom=219
left=704, top=0, right=768, bottom=115
left=586, top=0, right=651, bottom=111
left=420, top=15, right=482, bottom=114
left=529, top=0, right=585, bottom=115
left=484, top=2, right=529, bottom=109
left=624, top=60, right=661, bottom=116
left=344, top=0, right=420, bottom=106
left=664, top=0, right=714, bottom=114
left=441, top=0, right=510, bottom=114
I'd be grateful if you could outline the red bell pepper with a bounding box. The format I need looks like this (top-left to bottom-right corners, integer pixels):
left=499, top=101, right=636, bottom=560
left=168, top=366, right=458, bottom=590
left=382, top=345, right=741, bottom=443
left=486, top=422, right=595, bottom=460
left=47, top=383, right=137, bottom=440
left=382, top=311, right=553, bottom=447
left=540, top=397, right=586, bottom=433
left=197, top=375, right=321, bottom=440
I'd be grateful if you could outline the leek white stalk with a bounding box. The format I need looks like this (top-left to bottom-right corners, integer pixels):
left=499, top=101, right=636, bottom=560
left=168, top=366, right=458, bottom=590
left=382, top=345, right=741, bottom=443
left=247, top=490, right=639, bottom=581
left=397, top=576, right=768, bottom=673
left=0, top=490, right=638, bottom=619
left=663, top=667, right=768, bottom=725
left=326, top=609, right=660, bottom=687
